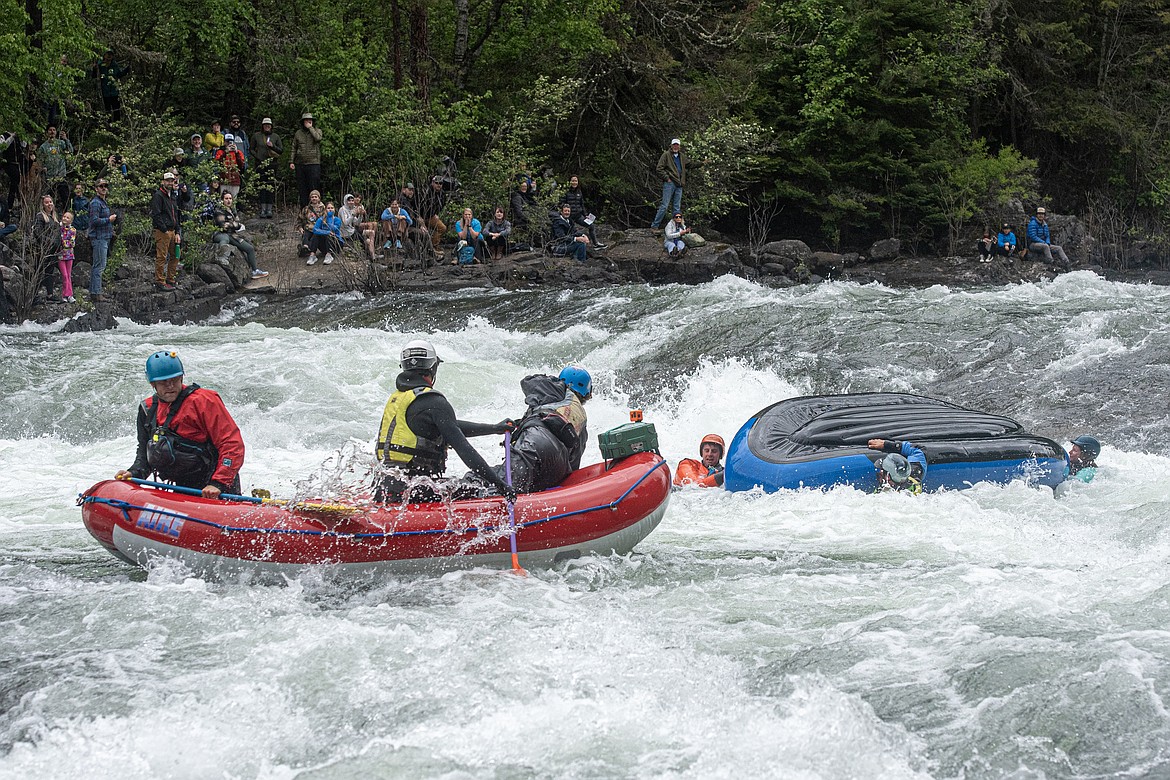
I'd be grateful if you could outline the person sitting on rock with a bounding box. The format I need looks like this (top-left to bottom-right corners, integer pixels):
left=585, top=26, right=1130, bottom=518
left=563, top=175, right=605, bottom=249
left=977, top=228, right=995, bottom=263
left=482, top=206, right=511, bottom=262
left=664, top=212, right=690, bottom=257
left=212, top=192, right=267, bottom=279
left=297, top=189, right=326, bottom=256
left=339, top=193, right=378, bottom=260
left=674, top=434, right=725, bottom=487
left=308, top=201, right=342, bottom=265
left=993, top=223, right=1017, bottom=259
left=549, top=203, right=588, bottom=261
left=380, top=197, right=413, bottom=251
left=451, top=207, right=483, bottom=265
left=1026, top=207, right=1071, bottom=267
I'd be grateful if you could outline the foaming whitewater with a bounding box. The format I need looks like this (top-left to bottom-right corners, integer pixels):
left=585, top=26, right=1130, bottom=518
left=3, top=272, right=1170, bottom=778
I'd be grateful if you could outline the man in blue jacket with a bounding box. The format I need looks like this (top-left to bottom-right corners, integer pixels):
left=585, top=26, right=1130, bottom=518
left=1027, top=207, right=1070, bottom=267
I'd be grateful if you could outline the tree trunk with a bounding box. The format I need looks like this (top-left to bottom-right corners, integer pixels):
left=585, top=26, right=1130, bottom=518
left=409, top=0, right=430, bottom=102
left=453, top=0, right=469, bottom=90
left=391, top=0, right=404, bottom=88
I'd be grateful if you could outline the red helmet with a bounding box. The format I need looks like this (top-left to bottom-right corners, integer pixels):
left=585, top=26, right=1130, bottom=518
left=700, top=434, right=725, bottom=457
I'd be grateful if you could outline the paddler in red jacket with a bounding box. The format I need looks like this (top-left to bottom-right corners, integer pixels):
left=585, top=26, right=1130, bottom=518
left=115, top=351, right=245, bottom=498
left=674, top=434, right=725, bottom=488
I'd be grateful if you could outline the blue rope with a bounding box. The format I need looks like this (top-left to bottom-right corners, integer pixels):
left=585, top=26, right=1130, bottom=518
left=79, top=458, right=669, bottom=540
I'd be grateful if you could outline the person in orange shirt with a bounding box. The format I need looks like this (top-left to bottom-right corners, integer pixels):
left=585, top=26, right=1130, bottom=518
left=674, top=434, right=725, bottom=488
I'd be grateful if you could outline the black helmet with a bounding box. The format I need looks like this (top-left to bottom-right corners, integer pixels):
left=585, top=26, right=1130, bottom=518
left=1071, top=435, right=1101, bottom=459
left=400, top=339, right=441, bottom=371
left=879, top=453, right=911, bottom=483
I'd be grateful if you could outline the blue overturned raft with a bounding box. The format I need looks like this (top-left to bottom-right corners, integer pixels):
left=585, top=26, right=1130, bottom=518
left=724, top=393, right=1068, bottom=493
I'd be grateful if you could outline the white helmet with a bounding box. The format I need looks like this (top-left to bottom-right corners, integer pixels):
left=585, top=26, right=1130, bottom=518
left=400, top=339, right=441, bottom=371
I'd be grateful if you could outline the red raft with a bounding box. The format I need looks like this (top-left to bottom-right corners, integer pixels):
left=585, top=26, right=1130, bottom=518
left=79, top=452, right=671, bottom=578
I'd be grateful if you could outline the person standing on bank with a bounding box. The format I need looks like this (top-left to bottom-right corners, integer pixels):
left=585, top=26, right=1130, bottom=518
left=115, top=351, right=246, bottom=499
left=290, top=112, right=323, bottom=208
left=375, top=340, right=516, bottom=503
left=650, top=138, right=700, bottom=230
left=86, top=178, right=116, bottom=303
left=249, top=118, right=283, bottom=218
left=149, top=171, right=181, bottom=291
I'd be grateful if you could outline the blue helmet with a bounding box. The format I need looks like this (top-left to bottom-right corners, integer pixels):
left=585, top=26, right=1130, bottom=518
left=559, top=364, right=592, bottom=399
left=145, top=351, right=184, bottom=382
left=1072, top=435, right=1101, bottom=459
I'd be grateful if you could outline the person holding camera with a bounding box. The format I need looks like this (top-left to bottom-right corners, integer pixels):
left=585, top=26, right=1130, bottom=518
left=212, top=192, right=267, bottom=279
left=215, top=136, right=245, bottom=199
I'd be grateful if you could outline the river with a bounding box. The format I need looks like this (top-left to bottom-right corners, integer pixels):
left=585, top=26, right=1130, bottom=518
left=2, top=271, right=1168, bottom=778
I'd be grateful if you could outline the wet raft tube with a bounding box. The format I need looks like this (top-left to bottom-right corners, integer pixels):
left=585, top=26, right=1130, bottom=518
left=725, top=393, right=1067, bottom=493
left=80, top=452, right=671, bottom=578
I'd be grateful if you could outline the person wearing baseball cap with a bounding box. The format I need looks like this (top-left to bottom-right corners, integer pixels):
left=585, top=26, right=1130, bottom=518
left=149, top=171, right=182, bottom=291
left=187, top=132, right=210, bottom=167
left=227, top=114, right=249, bottom=163
left=1026, top=206, right=1071, bottom=267
left=249, top=117, right=283, bottom=218
left=650, top=136, right=701, bottom=230
left=86, top=178, right=117, bottom=303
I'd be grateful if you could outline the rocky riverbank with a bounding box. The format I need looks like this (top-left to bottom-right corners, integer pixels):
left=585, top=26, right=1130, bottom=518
left=11, top=208, right=1167, bottom=332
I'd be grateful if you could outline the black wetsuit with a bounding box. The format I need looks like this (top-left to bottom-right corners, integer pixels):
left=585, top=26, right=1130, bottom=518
left=488, top=375, right=588, bottom=494
left=379, top=370, right=510, bottom=502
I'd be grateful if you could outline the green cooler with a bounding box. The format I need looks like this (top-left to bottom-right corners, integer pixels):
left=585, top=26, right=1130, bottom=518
left=598, top=422, right=659, bottom=462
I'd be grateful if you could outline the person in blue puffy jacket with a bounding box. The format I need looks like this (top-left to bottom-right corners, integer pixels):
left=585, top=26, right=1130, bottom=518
left=1026, top=207, right=1070, bottom=266
left=308, top=201, right=342, bottom=265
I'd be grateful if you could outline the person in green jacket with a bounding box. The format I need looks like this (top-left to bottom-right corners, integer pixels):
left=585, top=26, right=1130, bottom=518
left=38, top=125, right=73, bottom=210
left=290, top=112, right=323, bottom=207
left=650, top=137, right=700, bottom=229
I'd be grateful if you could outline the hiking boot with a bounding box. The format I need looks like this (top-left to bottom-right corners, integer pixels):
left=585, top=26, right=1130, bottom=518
left=323, top=252, right=334, bottom=265
left=306, top=255, right=318, bottom=265
left=155, top=281, right=175, bottom=291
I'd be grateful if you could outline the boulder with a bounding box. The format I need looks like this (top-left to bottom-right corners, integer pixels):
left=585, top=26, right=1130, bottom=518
left=760, top=240, right=813, bottom=266
left=810, top=251, right=846, bottom=277
left=62, top=305, right=118, bottom=333
left=868, top=238, right=901, bottom=262
left=197, top=261, right=233, bottom=287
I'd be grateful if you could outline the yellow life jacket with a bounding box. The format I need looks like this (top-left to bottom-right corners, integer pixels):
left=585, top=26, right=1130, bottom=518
left=375, top=387, right=446, bottom=474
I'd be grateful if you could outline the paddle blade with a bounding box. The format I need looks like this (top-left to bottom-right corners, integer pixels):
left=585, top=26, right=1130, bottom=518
left=510, top=552, right=528, bottom=576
